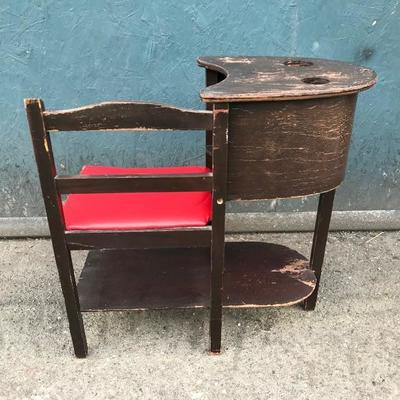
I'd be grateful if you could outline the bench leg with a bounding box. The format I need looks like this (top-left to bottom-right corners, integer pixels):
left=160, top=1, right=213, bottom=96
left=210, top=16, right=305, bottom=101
left=53, top=246, right=88, bottom=357
left=209, top=194, right=226, bottom=353
left=304, top=189, right=336, bottom=311
left=210, top=239, right=224, bottom=353
left=209, top=103, right=229, bottom=353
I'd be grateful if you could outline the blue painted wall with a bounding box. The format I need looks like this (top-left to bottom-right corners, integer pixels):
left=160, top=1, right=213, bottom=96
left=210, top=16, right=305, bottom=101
left=0, top=0, right=398, bottom=217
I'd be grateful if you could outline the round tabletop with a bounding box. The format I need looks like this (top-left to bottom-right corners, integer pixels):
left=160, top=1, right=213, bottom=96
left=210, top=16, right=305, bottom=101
left=198, top=56, right=376, bottom=102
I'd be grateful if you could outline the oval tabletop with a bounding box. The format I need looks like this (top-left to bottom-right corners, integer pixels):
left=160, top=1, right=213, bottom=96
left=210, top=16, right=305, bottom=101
left=198, top=56, right=376, bottom=102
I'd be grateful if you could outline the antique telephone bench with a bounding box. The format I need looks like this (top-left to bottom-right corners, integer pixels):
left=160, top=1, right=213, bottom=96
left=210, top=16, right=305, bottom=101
left=26, top=56, right=376, bottom=357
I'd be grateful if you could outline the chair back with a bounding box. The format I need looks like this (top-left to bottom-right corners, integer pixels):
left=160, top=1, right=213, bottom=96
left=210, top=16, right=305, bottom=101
left=25, top=99, right=228, bottom=250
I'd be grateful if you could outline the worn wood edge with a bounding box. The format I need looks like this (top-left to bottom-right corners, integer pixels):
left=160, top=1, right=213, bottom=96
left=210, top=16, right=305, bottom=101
left=197, top=59, right=229, bottom=103
left=42, top=101, right=213, bottom=117
left=24, top=98, right=185, bottom=120
left=197, top=57, right=377, bottom=102
left=2, top=210, right=400, bottom=237
left=40, top=100, right=213, bottom=131
left=80, top=300, right=313, bottom=312
left=199, top=88, right=374, bottom=103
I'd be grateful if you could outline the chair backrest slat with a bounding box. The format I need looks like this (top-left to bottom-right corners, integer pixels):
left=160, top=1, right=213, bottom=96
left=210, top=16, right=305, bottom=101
left=43, top=101, right=213, bottom=132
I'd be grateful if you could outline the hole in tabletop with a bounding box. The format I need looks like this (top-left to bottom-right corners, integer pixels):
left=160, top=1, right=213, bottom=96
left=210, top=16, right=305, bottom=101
left=283, top=60, right=313, bottom=67
left=302, top=77, right=330, bottom=85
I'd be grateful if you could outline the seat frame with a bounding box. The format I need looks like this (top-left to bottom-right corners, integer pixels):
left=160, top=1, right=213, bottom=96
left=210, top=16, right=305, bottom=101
left=25, top=99, right=229, bottom=357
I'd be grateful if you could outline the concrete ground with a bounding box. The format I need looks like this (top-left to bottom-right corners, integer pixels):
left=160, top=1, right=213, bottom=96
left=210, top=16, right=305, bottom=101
left=0, top=232, right=399, bottom=400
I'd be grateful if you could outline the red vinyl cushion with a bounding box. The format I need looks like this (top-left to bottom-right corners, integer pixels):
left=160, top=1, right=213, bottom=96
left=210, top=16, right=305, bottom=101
left=63, top=165, right=212, bottom=231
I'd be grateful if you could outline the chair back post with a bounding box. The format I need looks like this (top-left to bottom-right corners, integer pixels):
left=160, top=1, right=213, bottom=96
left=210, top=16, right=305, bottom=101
left=25, top=98, right=87, bottom=357
left=210, top=102, right=229, bottom=352
left=25, top=99, right=66, bottom=232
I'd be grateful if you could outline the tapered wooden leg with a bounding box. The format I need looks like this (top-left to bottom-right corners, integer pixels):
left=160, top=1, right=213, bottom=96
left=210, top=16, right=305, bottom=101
left=26, top=99, right=87, bottom=357
left=210, top=231, right=225, bottom=353
left=304, top=189, right=336, bottom=311
left=53, top=245, right=88, bottom=358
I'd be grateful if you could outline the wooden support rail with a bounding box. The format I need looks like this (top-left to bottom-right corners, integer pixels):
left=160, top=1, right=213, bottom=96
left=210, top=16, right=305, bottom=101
left=65, top=227, right=212, bottom=250
left=55, top=173, right=213, bottom=193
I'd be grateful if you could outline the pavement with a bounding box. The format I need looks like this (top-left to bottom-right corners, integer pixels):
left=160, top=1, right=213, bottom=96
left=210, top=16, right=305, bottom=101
left=0, top=232, right=399, bottom=400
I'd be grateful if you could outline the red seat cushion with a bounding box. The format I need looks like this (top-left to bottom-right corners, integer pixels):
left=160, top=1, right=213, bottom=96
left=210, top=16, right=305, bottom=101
left=63, top=165, right=212, bottom=231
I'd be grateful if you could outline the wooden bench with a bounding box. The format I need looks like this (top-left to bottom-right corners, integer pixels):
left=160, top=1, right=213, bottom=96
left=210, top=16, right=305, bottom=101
left=25, top=56, right=376, bottom=357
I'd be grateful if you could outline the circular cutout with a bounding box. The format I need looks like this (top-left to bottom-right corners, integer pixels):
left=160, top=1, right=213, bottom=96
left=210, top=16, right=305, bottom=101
left=302, top=76, right=330, bottom=85
left=284, top=60, right=313, bottom=67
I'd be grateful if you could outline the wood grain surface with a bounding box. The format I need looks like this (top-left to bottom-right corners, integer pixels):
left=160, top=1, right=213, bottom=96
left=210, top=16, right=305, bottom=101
left=77, top=242, right=316, bottom=311
left=226, top=95, right=357, bottom=200
left=43, top=101, right=213, bottom=131
left=198, top=56, right=376, bottom=102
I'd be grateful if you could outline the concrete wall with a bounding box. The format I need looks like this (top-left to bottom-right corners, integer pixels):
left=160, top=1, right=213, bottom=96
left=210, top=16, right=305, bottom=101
left=0, top=0, right=398, bottom=219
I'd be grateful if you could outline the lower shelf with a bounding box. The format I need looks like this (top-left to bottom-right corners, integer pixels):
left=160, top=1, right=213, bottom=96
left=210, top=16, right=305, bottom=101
left=77, top=242, right=316, bottom=312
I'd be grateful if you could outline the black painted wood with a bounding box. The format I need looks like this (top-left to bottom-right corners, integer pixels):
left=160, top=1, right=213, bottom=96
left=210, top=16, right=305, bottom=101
left=205, top=69, right=225, bottom=168
left=25, top=97, right=219, bottom=357
left=77, top=242, right=316, bottom=311
left=66, top=227, right=211, bottom=250
left=304, top=189, right=336, bottom=310
left=225, top=95, right=357, bottom=200
left=43, top=101, right=213, bottom=131
left=209, top=103, right=229, bottom=353
left=56, top=173, right=213, bottom=194
left=25, top=55, right=377, bottom=356
left=24, top=99, right=88, bottom=358
left=198, top=56, right=376, bottom=322
left=198, top=56, right=376, bottom=102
